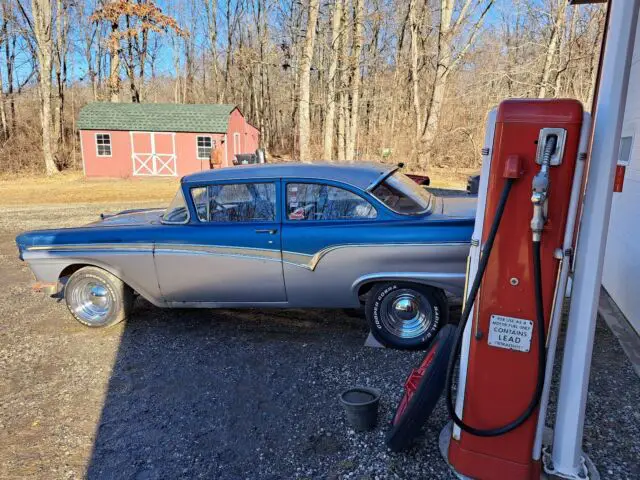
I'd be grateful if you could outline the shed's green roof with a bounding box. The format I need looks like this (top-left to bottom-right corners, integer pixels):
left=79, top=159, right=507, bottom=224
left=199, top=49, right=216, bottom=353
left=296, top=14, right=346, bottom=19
left=78, top=103, right=237, bottom=133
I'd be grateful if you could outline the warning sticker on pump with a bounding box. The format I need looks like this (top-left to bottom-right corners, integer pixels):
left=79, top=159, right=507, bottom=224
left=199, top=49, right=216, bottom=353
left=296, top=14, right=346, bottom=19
left=487, top=315, right=534, bottom=353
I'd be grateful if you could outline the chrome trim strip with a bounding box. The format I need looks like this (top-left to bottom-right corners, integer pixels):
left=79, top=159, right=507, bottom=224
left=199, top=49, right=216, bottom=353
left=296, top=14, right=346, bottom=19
left=283, top=242, right=470, bottom=271
left=27, top=243, right=155, bottom=252
left=154, top=244, right=282, bottom=263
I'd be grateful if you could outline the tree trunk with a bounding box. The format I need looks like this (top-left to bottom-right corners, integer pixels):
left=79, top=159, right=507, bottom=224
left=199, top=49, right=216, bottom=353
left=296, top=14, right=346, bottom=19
left=53, top=0, right=67, bottom=155
left=322, top=0, right=343, bottom=161
left=538, top=0, right=566, bottom=98
left=205, top=0, right=218, bottom=101
left=409, top=0, right=421, bottom=141
left=345, top=0, right=363, bottom=162
left=419, top=0, right=493, bottom=161
left=2, top=0, right=16, bottom=134
left=418, top=0, right=454, bottom=162
left=32, top=0, right=58, bottom=175
left=109, top=20, right=121, bottom=102
left=297, top=0, right=320, bottom=162
left=336, top=1, right=349, bottom=162
left=0, top=64, right=8, bottom=139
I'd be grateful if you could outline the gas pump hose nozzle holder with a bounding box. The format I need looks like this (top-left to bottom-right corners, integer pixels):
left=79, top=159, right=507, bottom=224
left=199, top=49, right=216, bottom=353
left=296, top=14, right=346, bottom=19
left=444, top=148, right=551, bottom=436
left=531, top=135, right=558, bottom=242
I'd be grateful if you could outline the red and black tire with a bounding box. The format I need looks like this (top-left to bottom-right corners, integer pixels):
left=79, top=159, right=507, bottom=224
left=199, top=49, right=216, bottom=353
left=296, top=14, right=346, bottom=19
left=386, top=324, right=457, bottom=452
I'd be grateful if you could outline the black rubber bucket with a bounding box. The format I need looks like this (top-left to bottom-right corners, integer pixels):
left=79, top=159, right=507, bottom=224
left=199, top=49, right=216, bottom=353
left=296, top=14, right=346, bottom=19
left=339, top=387, right=381, bottom=432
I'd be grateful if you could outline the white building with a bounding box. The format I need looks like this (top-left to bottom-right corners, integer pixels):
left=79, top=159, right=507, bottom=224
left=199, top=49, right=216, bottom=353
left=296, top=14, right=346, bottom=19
left=601, top=15, right=640, bottom=334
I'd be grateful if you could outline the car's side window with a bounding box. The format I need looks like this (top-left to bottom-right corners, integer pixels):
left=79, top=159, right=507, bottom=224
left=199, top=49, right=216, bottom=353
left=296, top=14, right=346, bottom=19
left=191, top=183, right=276, bottom=222
left=286, top=183, right=377, bottom=221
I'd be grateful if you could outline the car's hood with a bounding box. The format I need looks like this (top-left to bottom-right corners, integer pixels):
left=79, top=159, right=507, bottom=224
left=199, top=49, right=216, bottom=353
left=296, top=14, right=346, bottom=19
left=91, top=208, right=165, bottom=226
left=438, top=195, right=477, bottom=219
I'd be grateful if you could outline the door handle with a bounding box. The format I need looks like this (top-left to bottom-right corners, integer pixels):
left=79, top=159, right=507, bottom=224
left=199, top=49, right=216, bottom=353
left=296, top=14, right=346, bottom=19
left=255, top=228, right=278, bottom=234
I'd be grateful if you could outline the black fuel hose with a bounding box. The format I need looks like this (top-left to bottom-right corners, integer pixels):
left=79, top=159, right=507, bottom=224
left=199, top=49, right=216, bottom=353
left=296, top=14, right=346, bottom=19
left=445, top=178, right=547, bottom=437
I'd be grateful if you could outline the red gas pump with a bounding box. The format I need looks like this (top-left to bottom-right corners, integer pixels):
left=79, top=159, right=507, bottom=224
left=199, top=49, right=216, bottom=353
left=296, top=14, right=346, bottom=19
left=387, top=99, right=591, bottom=480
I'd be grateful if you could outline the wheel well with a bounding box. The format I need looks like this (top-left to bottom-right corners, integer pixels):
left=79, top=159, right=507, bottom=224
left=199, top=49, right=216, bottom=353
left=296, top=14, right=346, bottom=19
left=58, top=264, right=91, bottom=282
left=357, top=280, right=449, bottom=304
left=357, top=282, right=376, bottom=303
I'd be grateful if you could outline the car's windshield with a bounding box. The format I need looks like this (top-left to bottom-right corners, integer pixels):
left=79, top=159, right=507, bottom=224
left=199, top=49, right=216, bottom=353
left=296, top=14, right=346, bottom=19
left=371, top=171, right=432, bottom=215
left=162, top=188, right=190, bottom=223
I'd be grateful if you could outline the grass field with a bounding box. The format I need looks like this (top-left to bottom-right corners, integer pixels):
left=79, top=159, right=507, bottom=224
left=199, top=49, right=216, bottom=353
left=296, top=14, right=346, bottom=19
left=0, top=167, right=470, bottom=207
left=0, top=172, right=179, bottom=206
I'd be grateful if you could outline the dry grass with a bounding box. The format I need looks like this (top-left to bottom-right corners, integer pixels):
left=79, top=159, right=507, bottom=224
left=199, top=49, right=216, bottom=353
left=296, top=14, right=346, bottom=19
left=0, top=172, right=179, bottom=206
left=0, top=167, right=470, bottom=208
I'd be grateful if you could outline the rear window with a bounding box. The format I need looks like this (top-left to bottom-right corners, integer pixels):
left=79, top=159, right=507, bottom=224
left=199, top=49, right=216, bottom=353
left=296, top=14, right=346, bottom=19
left=371, top=172, right=432, bottom=215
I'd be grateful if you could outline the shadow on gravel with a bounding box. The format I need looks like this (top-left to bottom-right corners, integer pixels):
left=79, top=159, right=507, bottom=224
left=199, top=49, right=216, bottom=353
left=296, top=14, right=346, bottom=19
left=84, top=300, right=394, bottom=479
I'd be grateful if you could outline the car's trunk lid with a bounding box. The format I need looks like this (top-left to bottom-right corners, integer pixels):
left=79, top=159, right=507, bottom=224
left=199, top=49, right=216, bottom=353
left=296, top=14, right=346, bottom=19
left=434, top=195, right=477, bottom=219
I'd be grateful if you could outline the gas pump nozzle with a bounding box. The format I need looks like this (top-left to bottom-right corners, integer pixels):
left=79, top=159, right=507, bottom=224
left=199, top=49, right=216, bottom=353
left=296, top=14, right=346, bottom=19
left=531, top=134, right=558, bottom=242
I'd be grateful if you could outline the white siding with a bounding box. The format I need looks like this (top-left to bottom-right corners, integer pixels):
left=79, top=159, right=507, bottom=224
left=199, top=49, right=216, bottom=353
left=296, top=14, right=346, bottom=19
left=602, top=17, right=640, bottom=334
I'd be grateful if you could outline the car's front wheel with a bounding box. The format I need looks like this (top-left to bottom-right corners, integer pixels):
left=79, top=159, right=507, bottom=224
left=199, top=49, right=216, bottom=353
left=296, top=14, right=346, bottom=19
left=365, top=282, right=447, bottom=350
left=64, top=266, right=134, bottom=328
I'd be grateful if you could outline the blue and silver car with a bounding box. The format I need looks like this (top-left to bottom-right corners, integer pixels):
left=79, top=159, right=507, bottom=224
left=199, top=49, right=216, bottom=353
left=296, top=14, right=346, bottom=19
left=16, top=163, right=474, bottom=350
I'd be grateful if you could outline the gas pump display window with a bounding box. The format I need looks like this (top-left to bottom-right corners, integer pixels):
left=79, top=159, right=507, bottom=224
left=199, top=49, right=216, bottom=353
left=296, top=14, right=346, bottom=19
left=371, top=172, right=432, bottom=215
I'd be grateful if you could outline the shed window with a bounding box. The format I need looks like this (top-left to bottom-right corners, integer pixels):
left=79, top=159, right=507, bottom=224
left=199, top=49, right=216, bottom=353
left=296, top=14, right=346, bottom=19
left=197, top=136, right=213, bottom=160
left=96, top=134, right=112, bottom=156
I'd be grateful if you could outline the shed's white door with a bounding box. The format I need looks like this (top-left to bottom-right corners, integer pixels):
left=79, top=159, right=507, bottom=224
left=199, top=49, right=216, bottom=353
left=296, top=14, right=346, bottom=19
left=131, top=132, right=177, bottom=176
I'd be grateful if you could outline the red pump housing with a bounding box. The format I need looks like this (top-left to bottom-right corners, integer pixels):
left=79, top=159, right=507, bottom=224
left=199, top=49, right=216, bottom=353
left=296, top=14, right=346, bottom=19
left=447, top=99, right=584, bottom=479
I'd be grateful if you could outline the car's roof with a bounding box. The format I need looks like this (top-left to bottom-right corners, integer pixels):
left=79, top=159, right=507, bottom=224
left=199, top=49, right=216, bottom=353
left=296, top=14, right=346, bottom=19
left=182, top=162, right=398, bottom=190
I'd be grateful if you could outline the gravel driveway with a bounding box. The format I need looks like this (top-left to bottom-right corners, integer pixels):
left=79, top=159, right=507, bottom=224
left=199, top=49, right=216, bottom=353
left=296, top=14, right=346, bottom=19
left=0, top=203, right=638, bottom=480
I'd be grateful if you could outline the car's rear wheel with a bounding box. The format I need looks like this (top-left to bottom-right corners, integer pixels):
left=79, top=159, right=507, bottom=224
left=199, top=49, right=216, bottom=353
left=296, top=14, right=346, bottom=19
left=64, top=266, right=134, bottom=328
left=365, top=282, right=447, bottom=350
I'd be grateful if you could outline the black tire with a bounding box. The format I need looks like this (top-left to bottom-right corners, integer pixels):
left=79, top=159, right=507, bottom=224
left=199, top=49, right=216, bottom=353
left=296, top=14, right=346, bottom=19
left=365, top=282, right=448, bottom=350
left=64, top=266, right=134, bottom=328
left=386, top=325, right=457, bottom=452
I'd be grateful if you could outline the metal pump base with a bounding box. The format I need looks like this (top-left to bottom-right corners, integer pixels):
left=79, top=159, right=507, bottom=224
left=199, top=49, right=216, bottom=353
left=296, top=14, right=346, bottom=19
left=438, top=422, right=600, bottom=480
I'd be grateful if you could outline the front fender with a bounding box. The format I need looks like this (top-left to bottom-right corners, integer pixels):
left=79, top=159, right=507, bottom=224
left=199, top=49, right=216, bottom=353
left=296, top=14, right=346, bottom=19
left=22, top=250, right=166, bottom=307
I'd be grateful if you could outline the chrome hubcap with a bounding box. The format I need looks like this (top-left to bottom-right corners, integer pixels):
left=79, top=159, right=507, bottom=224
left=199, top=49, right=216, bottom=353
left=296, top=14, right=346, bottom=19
left=380, top=289, right=432, bottom=339
left=69, top=279, right=113, bottom=324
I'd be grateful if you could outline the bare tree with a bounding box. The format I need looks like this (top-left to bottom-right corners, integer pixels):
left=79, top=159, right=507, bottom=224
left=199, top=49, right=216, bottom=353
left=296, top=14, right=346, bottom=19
left=297, top=0, right=319, bottom=162
left=322, top=0, right=343, bottom=161
left=31, top=0, right=58, bottom=174
left=538, top=0, right=567, bottom=98
left=91, top=0, right=187, bottom=102
left=345, top=0, right=362, bottom=162
left=418, top=0, right=494, bottom=163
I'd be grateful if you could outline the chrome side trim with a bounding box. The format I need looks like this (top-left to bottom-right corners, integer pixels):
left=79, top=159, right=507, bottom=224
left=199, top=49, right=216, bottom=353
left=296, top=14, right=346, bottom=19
left=27, top=243, right=155, bottom=252
left=166, top=301, right=291, bottom=308
left=154, top=244, right=282, bottom=263
left=283, top=242, right=470, bottom=271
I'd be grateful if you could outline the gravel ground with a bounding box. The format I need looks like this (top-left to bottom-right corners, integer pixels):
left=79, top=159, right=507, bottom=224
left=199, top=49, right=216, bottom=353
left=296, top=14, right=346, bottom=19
left=0, top=203, right=638, bottom=480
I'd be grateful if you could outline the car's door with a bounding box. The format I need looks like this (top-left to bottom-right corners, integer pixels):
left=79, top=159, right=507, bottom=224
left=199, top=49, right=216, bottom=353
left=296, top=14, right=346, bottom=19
left=281, top=180, right=383, bottom=307
left=154, top=179, right=286, bottom=304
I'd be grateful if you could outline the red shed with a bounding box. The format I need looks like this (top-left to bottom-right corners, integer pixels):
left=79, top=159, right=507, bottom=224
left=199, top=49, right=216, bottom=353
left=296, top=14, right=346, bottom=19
left=77, top=103, right=260, bottom=178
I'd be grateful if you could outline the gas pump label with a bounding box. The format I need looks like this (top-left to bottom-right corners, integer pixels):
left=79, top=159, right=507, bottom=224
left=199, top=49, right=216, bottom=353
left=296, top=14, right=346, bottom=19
left=487, top=315, right=534, bottom=353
